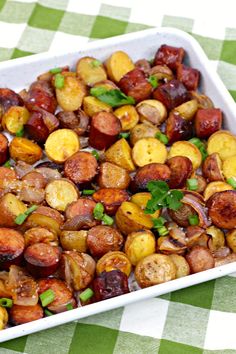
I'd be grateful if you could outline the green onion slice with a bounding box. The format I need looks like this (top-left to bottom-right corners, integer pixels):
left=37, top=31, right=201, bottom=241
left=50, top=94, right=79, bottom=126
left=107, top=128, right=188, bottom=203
left=82, top=189, right=95, bottom=195
left=40, top=289, right=55, bottom=307
left=102, top=214, right=114, bottom=226
left=155, top=132, right=169, bottom=145
left=188, top=214, right=199, bottom=226
left=79, top=288, right=94, bottom=302
left=0, top=298, right=13, bottom=308
left=187, top=178, right=198, bottom=191
left=227, top=177, right=236, bottom=189
left=55, top=73, right=65, bottom=89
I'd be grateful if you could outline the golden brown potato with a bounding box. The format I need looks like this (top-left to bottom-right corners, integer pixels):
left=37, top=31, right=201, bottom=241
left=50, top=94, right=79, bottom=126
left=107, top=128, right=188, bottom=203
left=215, top=253, right=236, bottom=267
left=136, top=99, right=167, bottom=126
left=135, top=253, right=176, bottom=288
left=132, top=138, right=167, bottom=167
left=226, top=230, right=236, bottom=253
left=130, top=123, right=160, bottom=146
left=169, top=254, right=190, bottom=278
left=0, top=307, right=8, bottom=330
left=9, top=137, right=42, bottom=164
left=60, top=230, right=88, bottom=252
left=186, top=246, right=215, bottom=273
left=98, top=162, right=131, bottom=189
left=203, top=181, right=233, bottom=201
left=207, top=130, right=236, bottom=161
left=0, top=193, right=27, bottom=227
left=168, top=141, right=202, bottom=170
left=222, top=155, right=236, bottom=180
left=56, top=73, right=86, bottom=111
left=45, top=129, right=80, bottom=163
left=105, top=51, right=135, bottom=82
left=24, top=227, right=58, bottom=247
left=115, top=201, right=153, bottom=235
left=206, top=226, right=225, bottom=252
left=2, top=106, right=29, bottom=134
left=202, top=153, right=224, bottom=182
left=149, top=65, right=174, bottom=81
left=96, top=251, right=132, bottom=276
left=173, top=99, right=198, bottom=120
left=76, top=56, right=107, bottom=86
left=105, top=138, right=135, bottom=172
left=124, top=230, right=156, bottom=265
left=93, top=79, right=118, bottom=91
left=45, top=179, right=78, bottom=211
left=190, top=91, right=214, bottom=109
left=113, top=105, right=139, bottom=131
left=130, top=192, right=161, bottom=219
left=22, top=213, right=61, bottom=236
left=83, top=96, right=112, bottom=117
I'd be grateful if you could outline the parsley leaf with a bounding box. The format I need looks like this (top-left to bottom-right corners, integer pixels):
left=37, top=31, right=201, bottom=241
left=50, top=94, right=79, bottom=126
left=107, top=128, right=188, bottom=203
left=148, top=75, right=159, bottom=88
left=90, top=87, right=135, bottom=107
left=152, top=216, right=166, bottom=228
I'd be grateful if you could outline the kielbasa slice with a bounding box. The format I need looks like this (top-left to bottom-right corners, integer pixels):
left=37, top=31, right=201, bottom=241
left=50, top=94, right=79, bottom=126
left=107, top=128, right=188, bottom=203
left=93, top=188, right=129, bottom=215
left=154, top=45, right=185, bottom=70
left=87, top=226, right=123, bottom=258
left=0, top=228, right=24, bottom=270
left=195, top=108, right=222, bottom=139
left=22, top=171, right=47, bottom=189
left=89, top=112, right=121, bottom=150
left=24, top=243, right=60, bottom=277
left=0, top=133, right=8, bottom=165
left=0, top=88, right=24, bottom=115
left=10, top=304, right=43, bottom=325
left=64, top=151, right=98, bottom=185
left=57, top=109, right=89, bottom=136
left=186, top=245, right=215, bottom=273
left=165, top=112, right=193, bottom=144
left=65, top=198, right=96, bottom=220
left=167, top=156, right=193, bottom=189
left=207, top=190, right=236, bottom=229
left=24, top=80, right=57, bottom=114
left=25, top=111, right=49, bottom=143
left=176, top=63, right=200, bottom=91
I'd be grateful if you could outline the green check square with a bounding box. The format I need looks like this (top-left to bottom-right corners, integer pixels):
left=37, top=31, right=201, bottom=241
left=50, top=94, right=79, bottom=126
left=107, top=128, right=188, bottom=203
left=191, top=34, right=223, bottom=60
left=28, top=3, right=64, bottom=31
left=159, top=339, right=203, bottom=354
left=11, top=48, right=34, bottom=59
left=211, top=276, right=236, bottom=312
left=113, top=331, right=160, bottom=354
left=0, top=335, right=27, bottom=352
left=99, top=4, right=130, bottom=21
left=0, top=0, right=6, bottom=12
left=0, top=1, right=35, bottom=23
left=162, top=15, right=193, bottom=32
left=229, top=90, right=236, bottom=101
left=0, top=47, right=14, bottom=62
left=221, top=40, right=236, bottom=65
left=59, top=13, right=95, bottom=37
left=90, top=16, right=128, bottom=39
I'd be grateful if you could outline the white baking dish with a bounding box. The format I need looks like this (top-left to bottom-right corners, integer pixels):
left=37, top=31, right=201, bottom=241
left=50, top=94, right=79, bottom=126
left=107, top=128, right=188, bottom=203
left=0, top=27, right=236, bottom=342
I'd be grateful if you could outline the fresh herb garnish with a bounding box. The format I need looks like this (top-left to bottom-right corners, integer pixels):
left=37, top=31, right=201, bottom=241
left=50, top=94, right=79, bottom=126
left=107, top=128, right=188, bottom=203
left=188, top=214, right=199, bottom=226
left=79, top=288, right=94, bottom=302
left=119, top=132, right=130, bottom=139
left=0, top=298, right=13, bottom=308
left=148, top=75, right=158, bottom=88
left=44, top=309, right=54, bottom=316
left=152, top=217, right=169, bottom=236
left=102, top=214, right=114, bottom=226
left=66, top=303, right=73, bottom=311
left=227, top=177, right=236, bottom=189
left=187, top=178, right=198, bottom=191
left=91, top=150, right=99, bottom=160
left=55, top=73, right=65, bottom=89
left=189, top=137, right=208, bottom=161
left=90, top=87, right=135, bottom=107
left=3, top=160, right=11, bottom=168
left=155, top=132, right=168, bottom=145
left=50, top=67, right=62, bottom=74
left=15, top=205, right=38, bottom=225
left=91, top=59, right=102, bottom=68
left=40, top=289, right=55, bottom=307
left=82, top=189, right=95, bottom=195
left=15, top=126, right=24, bottom=137
left=93, top=203, right=114, bottom=225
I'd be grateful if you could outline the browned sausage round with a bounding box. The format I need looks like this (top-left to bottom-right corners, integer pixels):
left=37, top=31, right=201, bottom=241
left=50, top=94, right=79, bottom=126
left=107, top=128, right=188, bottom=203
left=22, top=171, right=47, bottom=189
left=33, top=205, right=64, bottom=225
left=167, top=156, right=193, bottom=189
left=186, top=245, right=215, bottom=273
left=153, top=80, right=189, bottom=111
left=169, top=203, right=195, bottom=227
left=154, top=45, right=185, bottom=70
left=87, top=225, right=123, bottom=258
left=0, top=228, right=24, bottom=270
left=118, top=68, right=152, bottom=103
left=131, top=163, right=171, bottom=192
left=92, top=188, right=129, bottom=215
left=57, top=109, right=89, bottom=136
left=25, top=111, right=50, bottom=143
left=202, top=153, right=224, bottom=182
left=64, top=151, right=98, bottom=185
left=66, top=198, right=96, bottom=220
left=38, top=278, right=76, bottom=313
left=89, top=112, right=121, bottom=150
left=24, top=243, right=60, bottom=277
left=24, top=80, right=57, bottom=114
left=0, top=166, right=17, bottom=181
left=195, top=108, right=222, bottom=139
left=0, top=88, right=24, bottom=114
left=98, top=162, right=131, bottom=189
left=0, top=133, right=8, bottom=165
left=10, top=304, right=43, bottom=325
left=207, top=190, right=236, bottom=229
left=176, top=63, right=200, bottom=91
left=165, top=112, right=193, bottom=144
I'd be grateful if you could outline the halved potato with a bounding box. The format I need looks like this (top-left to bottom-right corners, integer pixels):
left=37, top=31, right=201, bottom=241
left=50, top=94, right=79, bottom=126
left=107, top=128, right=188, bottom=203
left=0, top=307, right=8, bottom=330
left=105, top=138, right=135, bottom=172
left=132, top=138, right=167, bottom=167
left=130, top=192, right=161, bottom=219
left=96, top=251, right=132, bottom=276
left=45, top=129, right=80, bottom=163
left=191, top=92, right=214, bottom=109
left=105, top=51, right=135, bottom=82
left=124, top=230, right=156, bottom=265
left=226, top=230, right=236, bottom=253
left=203, top=181, right=233, bottom=201
left=24, top=227, right=58, bottom=247
left=136, top=99, right=167, bottom=126
left=168, top=141, right=202, bottom=170
left=114, top=105, right=139, bottom=131
left=45, top=179, right=78, bottom=211
left=222, top=155, right=236, bottom=179
left=56, top=73, right=86, bottom=111
left=206, top=225, right=225, bottom=252
left=169, top=254, right=190, bottom=278
left=0, top=193, right=27, bottom=227
left=83, top=96, right=112, bottom=117
left=9, top=137, right=42, bottom=164
left=93, top=80, right=118, bottom=91
left=202, top=153, right=224, bottom=182
left=130, top=123, right=160, bottom=146
left=207, top=130, right=236, bottom=161
left=76, top=56, right=107, bottom=86
left=60, top=230, right=88, bottom=252
left=2, top=106, right=30, bottom=134
left=22, top=213, right=61, bottom=236
left=173, top=99, right=198, bottom=120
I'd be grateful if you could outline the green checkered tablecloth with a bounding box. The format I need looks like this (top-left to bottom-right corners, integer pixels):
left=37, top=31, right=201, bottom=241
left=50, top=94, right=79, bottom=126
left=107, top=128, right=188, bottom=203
left=1, top=0, right=236, bottom=353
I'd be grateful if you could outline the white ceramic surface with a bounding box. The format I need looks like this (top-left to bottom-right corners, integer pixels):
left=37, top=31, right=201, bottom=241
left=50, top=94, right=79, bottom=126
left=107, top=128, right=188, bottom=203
left=0, top=27, right=236, bottom=342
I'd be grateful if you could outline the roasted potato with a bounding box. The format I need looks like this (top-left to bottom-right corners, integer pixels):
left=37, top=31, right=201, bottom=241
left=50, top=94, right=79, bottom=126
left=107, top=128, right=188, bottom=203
left=114, top=105, right=139, bottom=131
left=105, top=138, right=135, bottom=172
left=105, top=51, right=135, bottom=82
left=45, top=179, right=78, bottom=211
left=130, top=123, right=160, bottom=146
left=203, top=181, right=233, bottom=201
left=149, top=64, right=174, bottom=81
left=24, top=227, right=58, bottom=247
left=96, top=251, right=132, bottom=276
left=190, top=91, right=214, bottom=109
left=22, top=213, right=61, bottom=236
left=0, top=193, right=27, bottom=227
left=206, top=225, right=225, bottom=252
left=136, top=99, right=167, bottom=126
left=226, top=230, right=236, bottom=253
left=130, top=192, right=161, bottom=219
left=93, top=188, right=129, bottom=215
left=124, top=230, right=156, bottom=265
left=56, top=73, right=86, bottom=111
left=169, top=254, right=190, bottom=278
left=93, top=79, right=118, bottom=91
left=202, top=153, right=224, bottom=182
left=2, top=106, right=29, bottom=134
left=76, top=56, right=107, bottom=86
left=60, top=230, right=88, bottom=252
left=222, top=155, right=236, bottom=180
left=186, top=245, right=215, bottom=273
left=168, top=141, right=202, bottom=170
left=207, top=130, right=236, bottom=161
left=173, top=99, right=198, bottom=120
left=0, top=307, right=8, bottom=330
left=132, top=138, right=167, bottom=167
left=98, top=162, right=131, bottom=189
left=83, top=96, right=112, bottom=117
left=45, top=129, right=80, bottom=163
left=9, top=137, right=42, bottom=164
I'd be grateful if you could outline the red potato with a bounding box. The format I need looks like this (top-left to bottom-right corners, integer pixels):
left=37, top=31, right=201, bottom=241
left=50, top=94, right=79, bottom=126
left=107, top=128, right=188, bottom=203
left=10, top=304, right=43, bottom=325
left=34, top=205, right=64, bottom=225
left=165, top=111, right=193, bottom=144
left=0, top=228, right=24, bottom=270
left=167, top=156, right=193, bottom=189
left=118, top=68, right=152, bottom=103
left=153, top=80, right=190, bottom=111
left=24, top=243, right=61, bottom=277
left=176, top=64, right=200, bottom=91
left=154, top=45, right=185, bottom=70
left=202, top=153, right=224, bottom=182
left=89, top=112, right=121, bottom=150
left=0, top=88, right=24, bottom=117
left=57, top=109, right=89, bottom=136
left=135, top=59, right=151, bottom=76
left=64, top=198, right=98, bottom=230
left=186, top=245, right=215, bottom=273
left=24, top=227, right=58, bottom=247
left=207, top=190, right=236, bottom=229
left=22, top=171, right=47, bottom=189
left=0, top=133, right=8, bottom=165
left=195, top=108, right=222, bottom=139
left=24, top=80, right=57, bottom=114
left=92, top=188, right=129, bottom=215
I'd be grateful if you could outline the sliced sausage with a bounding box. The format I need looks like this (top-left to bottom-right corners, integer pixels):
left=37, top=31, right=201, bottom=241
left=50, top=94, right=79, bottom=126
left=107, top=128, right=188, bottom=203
left=207, top=190, right=236, bottom=229
left=93, top=269, right=129, bottom=301
left=0, top=133, right=8, bottom=165
left=0, top=88, right=24, bottom=115
left=0, top=166, right=17, bottom=181
left=195, top=108, right=222, bottom=139
left=165, top=111, right=193, bottom=144
left=25, top=111, right=50, bottom=143
left=176, top=63, right=200, bottom=91
left=98, top=162, right=131, bottom=189
left=10, top=304, right=43, bottom=325
left=118, top=68, right=152, bottom=103
left=66, top=198, right=96, bottom=220
left=93, top=188, right=129, bottom=215
left=135, top=59, right=151, bottom=76
left=24, top=243, right=60, bottom=277
left=38, top=278, right=76, bottom=313
left=202, top=153, right=224, bottom=182
left=34, top=205, right=64, bottom=225
left=154, top=45, right=185, bottom=70
left=24, top=80, right=57, bottom=114
left=0, top=228, right=24, bottom=270
left=22, top=171, right=47, bottom=189
left=186, top=245, right=215, bottom=273
left=169, top=203, right=195, bottom=227
left=64, top=151, right=98, bottom=185
left=89, top=112, right=121, bottom=150
left=167, top=156, right=193, bottom=189
left=57, top=109, right=89, bottom=136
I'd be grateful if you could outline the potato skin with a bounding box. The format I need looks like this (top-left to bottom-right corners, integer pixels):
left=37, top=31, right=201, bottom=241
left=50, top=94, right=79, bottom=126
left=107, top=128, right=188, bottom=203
left=207, top=190, right=236, bottom=229
left=60, top=230, right=88, bottom=252
left=0, top=228, right=25, bottom=270
left=76, top=56, right=107, bottom=86
left=132, top=138, right=167, bottom=167
left=105, top=138, right=135, bottom=172
left=0, top=307, right=8, bottom=330
left=125, top=230, right=156, bottom=265
left=186, top=245, right=215, bottom=273
left=167, top=156, right=193, bottom=189
left=93, top=188, right=129, bottom=215
left=226, top=230, right=236, bottom=253
left=169, top=254, right=190, bottom=278
left=207, top=130, right=236, bottom=161
left=24, top=227, right=58, bottom=247
left=202, top=153, right=224, bottom=182
left=96, top=251, right=131, bottom=276
left=114, top=105, right=139, bottom=131
left=9, top=137, right=42, bottom=164
left=56, top=74, right=86, bottom=112
left=168, top=141, right=202, bottom=170
left=45, top=179, right=78, bottom=212
left=105, top=50, right=135, bottom=83
left=83, top=96, right=112, bottom=117
left=130, top=123, right=159, bottom=146
left=0, top=193, right=27, bottom=227
left=87, top=226, right=123, bottom=258
left=98, top=162, right=131, bottom=189
left=136, top=99, right=167, bottom=126
left=203, top=181, right=233, bottom=201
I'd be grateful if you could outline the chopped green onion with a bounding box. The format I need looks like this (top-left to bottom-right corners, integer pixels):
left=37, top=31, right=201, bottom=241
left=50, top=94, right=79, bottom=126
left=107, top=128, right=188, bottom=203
left=44, top=309, right=54, bottom=316
left=79, top=288, right=94, bottom=302
left=93, top=203, right=104, bottom=220
left=0, top=298, right=13, bottom=308
left=40, top=289, right=55, bottom=307
left=152, top=216, right=166, bottom=229
left=82, top=189, right=95, bottom=195
left=148, top=75, right=158, bottom=88
left=66, top=303, right=73, bottom=311
left=187, top=178, right=198, bottom=191
left=158, top=226, right=169, bottom=236
left=189, top=137, right=204, bottom=148
left=199, top=145, right=208, bottom=160
left=155, top=132, right=169, bottom=145
left=15, top=126, right=24, bottom=137
left=90, top=87, right=107, bottom=96
left=91, top=150, right=99, bottom=160
left=15, top=203, right=38, bottom=225
left=91, top=59, right=102, bottom=68
left=188, top=214, right=199, bottom=226
left=119, top=132, right=130, bottom=139
left=3, top=160, right=11, bottom=168
left=102, top=214, right=114, bottom=226
left=50, top=67, right=62, bottom=74
left=227, top=177, right=236, bottom=189
left=55, top=73, right=65, bottom=89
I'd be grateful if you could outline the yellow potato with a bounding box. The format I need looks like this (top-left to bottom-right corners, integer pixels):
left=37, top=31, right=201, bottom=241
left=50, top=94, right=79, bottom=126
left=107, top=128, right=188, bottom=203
left=207, top=130, right=236, bottom=161
left=206, top=225, right=225, bottom=252
left=131, top=192, right=161, bottom=219
left=115, top=201, right=153, bottom=235
left=222, top=155, right=236, bottom=180
left=96, top=251, right=132, bottom=276
left=136, top=99, right=167, bottom=126
left=45, top=179, right=78, bottom=211
left=114, top=105, right=139, bottom=131
left=191, top=92, right=214, bottom=109
left=124, top=230, right=156, bottom=265
left=9, top=137, right=42, bottom=164
left=105, top=50, right=135, bottom=82
left=60, top=230, right=88, bottom=252
left=226, top=230, right=236, bottom=253
left=132, top=137, right=167, bottom=167
left=203, top=181, right=233, bottom=201
left=168, top=141, right=202, bottom=170
left=130, top=123, right=160, bottom=146
left=24, top=227, right=58, bottom=247
left=93, top=80, right=118, bottom=91
left=173, top=99, right=198, bottom=120
left=2, top=106, right=30, bottom=134
left=45, top=129, right=80, bottom=163
left=169, top=254, right=190, bottom=278
left=76, top=56, right=107, bottom=86
left=56, top=74, right=86, bottom=111
left=0, top=307, right=8, bottom=330
left=0, top=193, right=27, bottom=227
left=22, top=213, right=61, bottom=236
left=105, top=138, right=135, bottom=172
left=83, top=96, right=112, bottom=117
